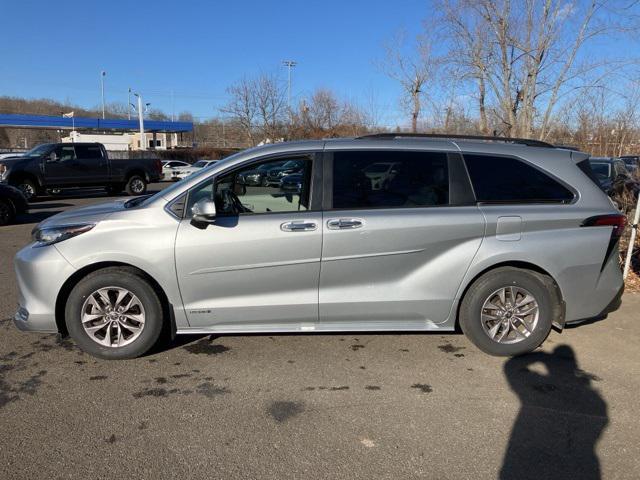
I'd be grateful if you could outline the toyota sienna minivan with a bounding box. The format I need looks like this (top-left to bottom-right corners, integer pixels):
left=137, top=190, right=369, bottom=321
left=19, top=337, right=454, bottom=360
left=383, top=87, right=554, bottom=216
left=13, top=134, right=625, bottom=359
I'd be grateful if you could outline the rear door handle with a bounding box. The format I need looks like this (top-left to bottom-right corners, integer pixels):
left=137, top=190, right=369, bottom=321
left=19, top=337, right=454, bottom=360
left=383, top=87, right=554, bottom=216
left=327, top=218, right=364, bottom=230
left=281, top=221, right=318, bottom=232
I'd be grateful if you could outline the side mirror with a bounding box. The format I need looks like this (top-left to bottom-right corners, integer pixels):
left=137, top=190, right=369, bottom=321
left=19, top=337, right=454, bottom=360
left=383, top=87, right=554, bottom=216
left=191, top=198, right=217, bottom=223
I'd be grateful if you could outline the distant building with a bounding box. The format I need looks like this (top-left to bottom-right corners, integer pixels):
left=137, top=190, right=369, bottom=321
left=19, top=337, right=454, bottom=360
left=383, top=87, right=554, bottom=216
left=62, top=131, right=179, bottom=151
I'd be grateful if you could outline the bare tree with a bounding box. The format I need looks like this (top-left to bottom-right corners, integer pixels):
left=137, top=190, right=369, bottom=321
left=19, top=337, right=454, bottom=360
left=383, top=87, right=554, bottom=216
left=222, top=77, right=257, bottom=145
left=435, top=0, right=638, bottom=139
left=380, top=32, right=438, bottom=132
left=253, top=74, right=287, bottom=141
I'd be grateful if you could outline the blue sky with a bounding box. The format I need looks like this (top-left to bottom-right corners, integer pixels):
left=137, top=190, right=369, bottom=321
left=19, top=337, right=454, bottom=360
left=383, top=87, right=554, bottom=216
left=0, top=0, right=429, bottom=125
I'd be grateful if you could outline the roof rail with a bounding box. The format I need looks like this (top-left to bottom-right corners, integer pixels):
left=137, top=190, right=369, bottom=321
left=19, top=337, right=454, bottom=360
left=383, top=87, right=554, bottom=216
left=355, top=133, right=555, bottom=148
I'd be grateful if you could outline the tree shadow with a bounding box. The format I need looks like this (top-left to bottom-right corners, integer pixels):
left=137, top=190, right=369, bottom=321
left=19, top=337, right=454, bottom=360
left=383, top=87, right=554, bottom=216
left=500, top=345, right=608, bottom=480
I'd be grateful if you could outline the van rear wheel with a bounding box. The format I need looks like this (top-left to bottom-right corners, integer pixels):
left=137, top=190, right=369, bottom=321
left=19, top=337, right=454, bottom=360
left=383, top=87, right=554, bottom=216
left=65, top=267, right=163, bottom=359
left=459, top=267, right=557, bottom=356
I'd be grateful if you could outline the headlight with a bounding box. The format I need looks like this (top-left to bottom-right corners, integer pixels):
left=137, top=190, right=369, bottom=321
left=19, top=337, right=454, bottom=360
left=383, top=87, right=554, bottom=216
left=32, top=223, right=95, bottom=247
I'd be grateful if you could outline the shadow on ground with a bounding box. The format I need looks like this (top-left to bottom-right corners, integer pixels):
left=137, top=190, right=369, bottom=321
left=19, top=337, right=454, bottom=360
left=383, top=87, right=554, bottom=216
left=500, top=345, right=607, bottom=480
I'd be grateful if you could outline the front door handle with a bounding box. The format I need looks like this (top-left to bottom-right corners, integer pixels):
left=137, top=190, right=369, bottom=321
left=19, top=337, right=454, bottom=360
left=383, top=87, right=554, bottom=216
left=281, top=221, right=317, bottom=232
left=327, top=218, right=364, bottom=230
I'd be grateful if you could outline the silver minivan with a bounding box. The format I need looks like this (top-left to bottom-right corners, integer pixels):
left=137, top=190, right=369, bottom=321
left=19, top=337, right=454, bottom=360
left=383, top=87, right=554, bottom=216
left=13, top=134, right=626, bottom=359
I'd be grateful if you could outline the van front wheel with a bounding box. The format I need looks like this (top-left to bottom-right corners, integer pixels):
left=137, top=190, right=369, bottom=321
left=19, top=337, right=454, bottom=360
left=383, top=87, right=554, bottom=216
left=65, top=267, right=164, bottom=359
left=459, top=267, right=557, bottom=356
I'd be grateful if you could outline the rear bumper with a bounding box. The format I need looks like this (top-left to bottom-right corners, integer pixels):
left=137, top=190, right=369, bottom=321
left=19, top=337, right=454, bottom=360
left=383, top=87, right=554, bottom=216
left=565, top=282, right=624, bottom=326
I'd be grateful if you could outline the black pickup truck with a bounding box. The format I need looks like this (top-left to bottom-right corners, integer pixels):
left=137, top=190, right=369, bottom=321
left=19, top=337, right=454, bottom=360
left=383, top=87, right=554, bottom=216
left=0, top=142, right=162, bottom=200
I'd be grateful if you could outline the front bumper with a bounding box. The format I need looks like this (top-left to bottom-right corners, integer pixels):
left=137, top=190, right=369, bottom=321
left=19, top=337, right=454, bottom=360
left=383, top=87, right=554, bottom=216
left=13, top=243, right=76, bottom=333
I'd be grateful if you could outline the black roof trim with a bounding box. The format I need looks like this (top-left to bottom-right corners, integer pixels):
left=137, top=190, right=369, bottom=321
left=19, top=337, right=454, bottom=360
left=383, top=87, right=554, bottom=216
left=355, top=133, right=555, bottom=148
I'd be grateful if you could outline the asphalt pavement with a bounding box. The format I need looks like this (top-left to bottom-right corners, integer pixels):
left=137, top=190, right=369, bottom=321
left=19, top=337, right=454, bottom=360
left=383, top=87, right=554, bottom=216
left=0, top=184, right=638, bottom=479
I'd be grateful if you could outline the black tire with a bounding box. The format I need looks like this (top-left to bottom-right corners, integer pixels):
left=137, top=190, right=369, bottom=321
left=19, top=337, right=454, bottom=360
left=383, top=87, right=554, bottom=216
left=65, top=267, right=164, bottom=360
left=105, top=183, right=124, bottom=195
left=125, top=175, right=147, bottom=196
left=15, top=178, right=39, bottom=201
left=459, top=267, right=559, bottom=356
left=0, top=199, right=15, bottom=226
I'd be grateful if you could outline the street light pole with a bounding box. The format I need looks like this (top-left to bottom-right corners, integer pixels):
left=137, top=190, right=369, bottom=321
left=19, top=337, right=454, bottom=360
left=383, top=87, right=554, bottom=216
left=134, top=93, right=145, bottom=150
left=282, top=60, right=297, bottom=116
left=100, top=70, right=106, bottom=119
left=128, top=88, right=132, bottom=120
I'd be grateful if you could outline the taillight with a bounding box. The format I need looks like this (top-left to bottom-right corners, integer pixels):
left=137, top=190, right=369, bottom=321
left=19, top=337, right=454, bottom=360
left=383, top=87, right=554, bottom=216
left=582, top=214, right=627, bottom=239
left=154, top=159, right=162, bottom=173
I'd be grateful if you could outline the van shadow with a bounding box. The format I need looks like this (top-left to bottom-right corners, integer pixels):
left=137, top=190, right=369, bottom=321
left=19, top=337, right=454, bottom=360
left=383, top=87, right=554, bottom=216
left=500, top=345, right=608, bottom=480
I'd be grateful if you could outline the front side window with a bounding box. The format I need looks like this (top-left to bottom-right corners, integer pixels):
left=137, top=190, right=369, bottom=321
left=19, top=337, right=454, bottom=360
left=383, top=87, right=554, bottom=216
left=186, top=157, right=312, bottom=217
left=53, top=145, right=76, bottom=162
left=332, top=151, right=449, bottom=209
left=464, top=154, right=574, bottom=204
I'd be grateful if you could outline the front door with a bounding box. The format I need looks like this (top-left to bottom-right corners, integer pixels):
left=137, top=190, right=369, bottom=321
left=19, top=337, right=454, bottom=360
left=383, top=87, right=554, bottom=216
left=175, top=155, right=322, bottom=331
left=319, top=149, right=485, bottom=330
left=43, top=144, right=78, bottom=185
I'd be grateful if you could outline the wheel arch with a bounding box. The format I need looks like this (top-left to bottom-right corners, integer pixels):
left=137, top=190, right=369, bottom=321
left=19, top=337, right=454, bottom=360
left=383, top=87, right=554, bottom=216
left=55, top=261, right=176, bottom=338
left=8, top=171, right=42, bottom=187
left=453, top=260, right=565, bottom=331
left=124, top=168, right=148, bottom=183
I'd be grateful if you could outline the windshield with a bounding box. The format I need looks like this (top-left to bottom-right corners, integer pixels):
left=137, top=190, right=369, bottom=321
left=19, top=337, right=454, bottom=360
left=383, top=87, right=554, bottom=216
left=193, top=160, right=208, bottom=168
left=141, top=153, right=240, bottom=206
left=25, top=144, right=54, bottom=157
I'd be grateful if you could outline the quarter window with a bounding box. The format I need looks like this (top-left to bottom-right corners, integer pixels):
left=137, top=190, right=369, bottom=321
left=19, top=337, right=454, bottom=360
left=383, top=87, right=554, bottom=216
left=463, top=154, right=574, bottom=203
left=332, top=151, right=449, bottom=209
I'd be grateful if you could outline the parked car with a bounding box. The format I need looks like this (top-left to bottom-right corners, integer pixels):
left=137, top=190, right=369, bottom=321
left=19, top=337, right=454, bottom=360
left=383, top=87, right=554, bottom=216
left=619, top=155, right=639, bottom=173
left=0, top=184, right=28, bottom=226
left=0, top=142, right=162, bottom=200
left=236, top=161, right=286, bottom=186
left=170, top=160, right=219, bottom=181
left=588, top=157, right=639, bottom=198
left=161, top=160, right=190, bottom=181
left=265, top=159, right=306, bottom=186
left=280, top=173, right=304, bottom=194
left=0, top=152, right=25, bottom=160
left=13, top=134, right=625, bottom=360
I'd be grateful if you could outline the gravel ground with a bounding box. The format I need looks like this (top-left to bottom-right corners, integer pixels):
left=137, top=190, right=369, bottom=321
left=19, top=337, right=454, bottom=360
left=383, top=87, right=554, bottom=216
left=0, top=184, right=638, bottom=479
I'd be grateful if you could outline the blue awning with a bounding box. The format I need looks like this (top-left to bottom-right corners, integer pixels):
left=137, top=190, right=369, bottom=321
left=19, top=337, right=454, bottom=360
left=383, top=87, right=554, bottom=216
left=0, top=113, right=193, bottom=132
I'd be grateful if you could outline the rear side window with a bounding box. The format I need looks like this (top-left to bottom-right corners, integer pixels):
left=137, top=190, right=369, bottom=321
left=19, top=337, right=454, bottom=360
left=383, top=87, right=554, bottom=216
left=463, top=154, right=574, bottom=204
left=332, top=151, right=449, bottom=209
left=75, top=145, right=103, bottom=160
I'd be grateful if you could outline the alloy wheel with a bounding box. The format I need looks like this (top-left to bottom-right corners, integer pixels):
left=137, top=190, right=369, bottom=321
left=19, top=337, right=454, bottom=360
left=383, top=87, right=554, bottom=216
left=480, top=286, right=539, bottom=344
left=130, top=178, right=145, bottom=194
left=81, top=287, right=146, bottom=348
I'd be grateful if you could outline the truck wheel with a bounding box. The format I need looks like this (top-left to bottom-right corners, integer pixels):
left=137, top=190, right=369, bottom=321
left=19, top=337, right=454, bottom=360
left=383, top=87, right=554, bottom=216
left=459, top=267, right=557, bottom=356
left=16, top=179, right=39, bottom=201
left=64, top=267, right=164, bottom=359
left=125, top=175, right=147, bottom=196
left=0, top=199, right=15, bottom=226
left=106, top=184, right=124, bottom=195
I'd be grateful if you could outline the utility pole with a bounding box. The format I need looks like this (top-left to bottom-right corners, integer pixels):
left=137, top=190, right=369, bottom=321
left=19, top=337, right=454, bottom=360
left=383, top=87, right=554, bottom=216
left=134, top=93, right=145, bottom=150
left=282, top=60, right=297, bottom=118
left=100, top=71, right=106, bottom=119
left=171, top=89, right=175, bottom=122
